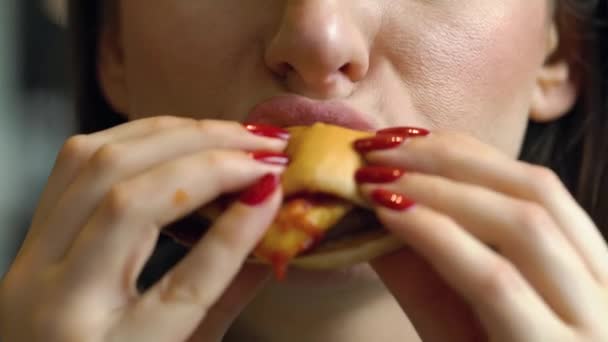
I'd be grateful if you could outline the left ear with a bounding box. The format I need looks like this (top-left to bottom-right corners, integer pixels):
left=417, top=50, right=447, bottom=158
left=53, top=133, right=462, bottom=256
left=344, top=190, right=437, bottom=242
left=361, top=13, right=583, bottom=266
left=529, top=24, right=578, bottom=123
left=98, top=23, right=130, bottom=115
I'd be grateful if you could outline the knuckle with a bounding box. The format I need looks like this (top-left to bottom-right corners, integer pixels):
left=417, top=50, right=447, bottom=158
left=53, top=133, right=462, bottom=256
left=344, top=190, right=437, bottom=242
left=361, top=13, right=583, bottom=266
left=525, top=165, right=564, bottom=195
left=158, top=276, right=213, bottom=310
left=196, top=119, right=241, bottom=137
left=513, top=201, right=554, bottom=237
left=103, top=183, right=137, bottom=218
left=208, top=223, right=251, bottom=254
left=91, top=143, right=127, bottom=170
left=195, top=119, right=216, bottom=133
left=428, top=141, right=464, bottom=174
left=478, top=259, right=522, bottom=300
left=431, top=137, right=462, bottom=163
left=203, top=149, right=240, bottom=169
left=214, top=151, right=255, bottom=188
left=146, top=115, right=188, bottom=130
left=59, top=135, right=94, bottom=162
left=526, top=165, right=559, bottom=183
left=417, top=175, right=449, bottom=201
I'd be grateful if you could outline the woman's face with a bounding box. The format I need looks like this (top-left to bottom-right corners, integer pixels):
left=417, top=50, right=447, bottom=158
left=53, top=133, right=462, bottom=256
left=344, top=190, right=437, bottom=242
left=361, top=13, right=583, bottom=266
left=101, top=0, right=565, bottom=160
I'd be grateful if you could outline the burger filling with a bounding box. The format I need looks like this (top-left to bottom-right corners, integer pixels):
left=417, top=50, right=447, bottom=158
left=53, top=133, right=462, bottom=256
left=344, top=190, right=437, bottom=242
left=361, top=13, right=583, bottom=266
left=163, top=195, right=381, bottom=279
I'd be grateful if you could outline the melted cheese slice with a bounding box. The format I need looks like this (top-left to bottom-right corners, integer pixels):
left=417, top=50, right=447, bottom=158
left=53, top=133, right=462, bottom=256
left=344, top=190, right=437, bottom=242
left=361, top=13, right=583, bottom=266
left=253, top=124, right=372, bottom=278
left=254, top=198, right=351, bottom=279
left=194, top=124, right=373, bottom=279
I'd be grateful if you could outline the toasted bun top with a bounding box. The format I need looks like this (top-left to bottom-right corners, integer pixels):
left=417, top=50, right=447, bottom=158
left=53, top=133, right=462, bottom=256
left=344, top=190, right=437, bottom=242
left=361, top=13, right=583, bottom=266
left=282, top=123, right=373, bottom=206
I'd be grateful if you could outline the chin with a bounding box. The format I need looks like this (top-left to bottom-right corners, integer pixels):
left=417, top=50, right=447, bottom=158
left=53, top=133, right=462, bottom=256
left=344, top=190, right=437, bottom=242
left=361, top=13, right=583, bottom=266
left=267, top=262, right=384, bottom=293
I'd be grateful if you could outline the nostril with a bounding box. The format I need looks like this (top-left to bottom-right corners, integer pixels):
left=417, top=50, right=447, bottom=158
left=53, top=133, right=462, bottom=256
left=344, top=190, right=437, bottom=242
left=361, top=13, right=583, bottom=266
left=276, top=62, right=294, bottom=78
left=339, top=63, right=351, bottom=74
left=340, top=62, right=367, bottom=82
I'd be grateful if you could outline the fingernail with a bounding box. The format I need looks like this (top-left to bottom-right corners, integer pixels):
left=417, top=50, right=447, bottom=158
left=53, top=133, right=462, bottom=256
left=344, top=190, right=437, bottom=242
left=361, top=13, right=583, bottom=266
left=371, top=189, right=415, bottom=211
left=249, top=151, right=290, bottom=166
left=244, top=123, right=290, bottom=140
left=377, top=126, right=430, bottom=138
left=240, top=173, right=280, bottom=206
left=353, top=134, right=406, bottom=153
left=355, top=166, right=405, bottom=184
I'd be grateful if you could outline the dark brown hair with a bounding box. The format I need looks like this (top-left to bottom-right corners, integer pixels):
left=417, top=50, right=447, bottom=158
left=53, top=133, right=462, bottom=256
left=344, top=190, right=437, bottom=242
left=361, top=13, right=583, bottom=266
left=67, top=1, right=608, bottom=234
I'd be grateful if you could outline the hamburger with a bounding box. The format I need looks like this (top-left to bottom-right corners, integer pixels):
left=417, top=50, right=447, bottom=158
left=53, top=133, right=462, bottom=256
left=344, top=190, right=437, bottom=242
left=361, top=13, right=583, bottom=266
left=163, top=123, right=402, bottom=279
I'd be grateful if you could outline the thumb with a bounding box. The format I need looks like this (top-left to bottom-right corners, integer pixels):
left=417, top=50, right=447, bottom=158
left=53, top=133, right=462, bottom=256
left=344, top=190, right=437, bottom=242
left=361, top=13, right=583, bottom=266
left=372, top=248, right=487, bottom=342
left=187, top=264, right=270, bottom=341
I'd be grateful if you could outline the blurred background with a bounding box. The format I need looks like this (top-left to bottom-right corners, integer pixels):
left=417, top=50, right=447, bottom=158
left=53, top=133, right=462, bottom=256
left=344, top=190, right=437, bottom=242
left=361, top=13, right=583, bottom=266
left=0, top=0, right=74, bottom=274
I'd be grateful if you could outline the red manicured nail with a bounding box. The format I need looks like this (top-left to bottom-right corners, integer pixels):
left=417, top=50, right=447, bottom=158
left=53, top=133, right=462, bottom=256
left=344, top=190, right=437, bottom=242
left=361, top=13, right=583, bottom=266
left=377, top=127, right=430, bottom=138
left=244, top=123, right=290, bottom=140
left=353, top=134, right=406, bottom=153
left=355, top=166, right=405, bottom=184
left=249, top=151, right=290, bottom=166
left=371, top=189, right=415, bottom=211
left=240, top=173, right=280, bottom=206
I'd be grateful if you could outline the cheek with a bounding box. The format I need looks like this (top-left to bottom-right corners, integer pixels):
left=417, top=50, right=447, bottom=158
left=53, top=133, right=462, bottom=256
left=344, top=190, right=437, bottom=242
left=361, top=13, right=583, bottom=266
left=119, top=1, right=268, bottom=118
left=383, top=2, right=550, bottom=154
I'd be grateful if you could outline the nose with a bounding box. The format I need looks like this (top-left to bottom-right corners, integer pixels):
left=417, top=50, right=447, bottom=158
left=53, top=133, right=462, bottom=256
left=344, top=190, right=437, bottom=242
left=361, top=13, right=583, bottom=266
left=265, top=1, right=370, bottom=98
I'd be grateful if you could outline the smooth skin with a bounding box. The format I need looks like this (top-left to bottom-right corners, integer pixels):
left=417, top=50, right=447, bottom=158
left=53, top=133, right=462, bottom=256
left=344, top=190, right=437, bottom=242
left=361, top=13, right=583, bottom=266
left=2, top=0, right=608, bottom=341
left=1, top=117, right=287, bottom=341
left=359, top=130, right=608, bottom=341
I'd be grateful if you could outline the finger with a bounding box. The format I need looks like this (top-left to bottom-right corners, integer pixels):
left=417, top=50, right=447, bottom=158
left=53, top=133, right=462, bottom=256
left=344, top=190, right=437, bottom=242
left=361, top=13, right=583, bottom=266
left=371, top=200, right=563, bottom=340
left=62, top=151, right=283, bottom=290
left=30, top=116, right=194, bottom=230
left=109, top=176, right=281, bottom=342
left=362, top=171, right=598, bottom=323
left=187, top=265, right=269, bottom=341
left=30, top=121, right=286, bottom=265
left=364, top=130, right=608, bottom=284
left=372, top=248, right=487, bottom=342
left=16, top=117, right=194, bottom=271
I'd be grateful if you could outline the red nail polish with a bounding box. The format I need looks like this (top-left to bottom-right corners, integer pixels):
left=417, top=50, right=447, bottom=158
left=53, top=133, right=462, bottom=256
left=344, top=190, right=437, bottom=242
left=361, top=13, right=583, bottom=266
left=371, top=189, right=415, bottom=211
left=353, top=134, right=406, bottom=153
left=355, top=166, right=405, bottom=184
left=244, top=123, right=290, bottom=140
left=249, top=151, right=290, bottom=166
left=240, top=173, right=280, bottom=206
left=377, top=127, right=430, bottom=138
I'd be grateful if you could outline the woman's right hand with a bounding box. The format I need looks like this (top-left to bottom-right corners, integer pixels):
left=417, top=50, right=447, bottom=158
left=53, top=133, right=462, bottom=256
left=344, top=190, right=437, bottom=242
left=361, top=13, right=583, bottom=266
left=0, top=117, right=288, bottom=342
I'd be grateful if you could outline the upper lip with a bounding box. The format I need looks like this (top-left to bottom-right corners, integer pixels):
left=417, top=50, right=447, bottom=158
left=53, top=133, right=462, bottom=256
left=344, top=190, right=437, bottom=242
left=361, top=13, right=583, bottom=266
left=246, top=95, right=376, bottom=131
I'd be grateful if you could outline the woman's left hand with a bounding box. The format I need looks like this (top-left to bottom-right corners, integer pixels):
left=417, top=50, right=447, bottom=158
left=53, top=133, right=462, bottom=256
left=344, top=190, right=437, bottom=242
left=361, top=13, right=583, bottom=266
left=354, top=128, right=608, bottom=342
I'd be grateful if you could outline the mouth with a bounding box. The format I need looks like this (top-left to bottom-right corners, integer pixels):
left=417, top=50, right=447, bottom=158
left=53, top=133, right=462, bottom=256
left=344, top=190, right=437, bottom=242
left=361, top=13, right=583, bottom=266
left=164, top=109, right=394, bottom=281
left=246, top=95, right=376, bottom=131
